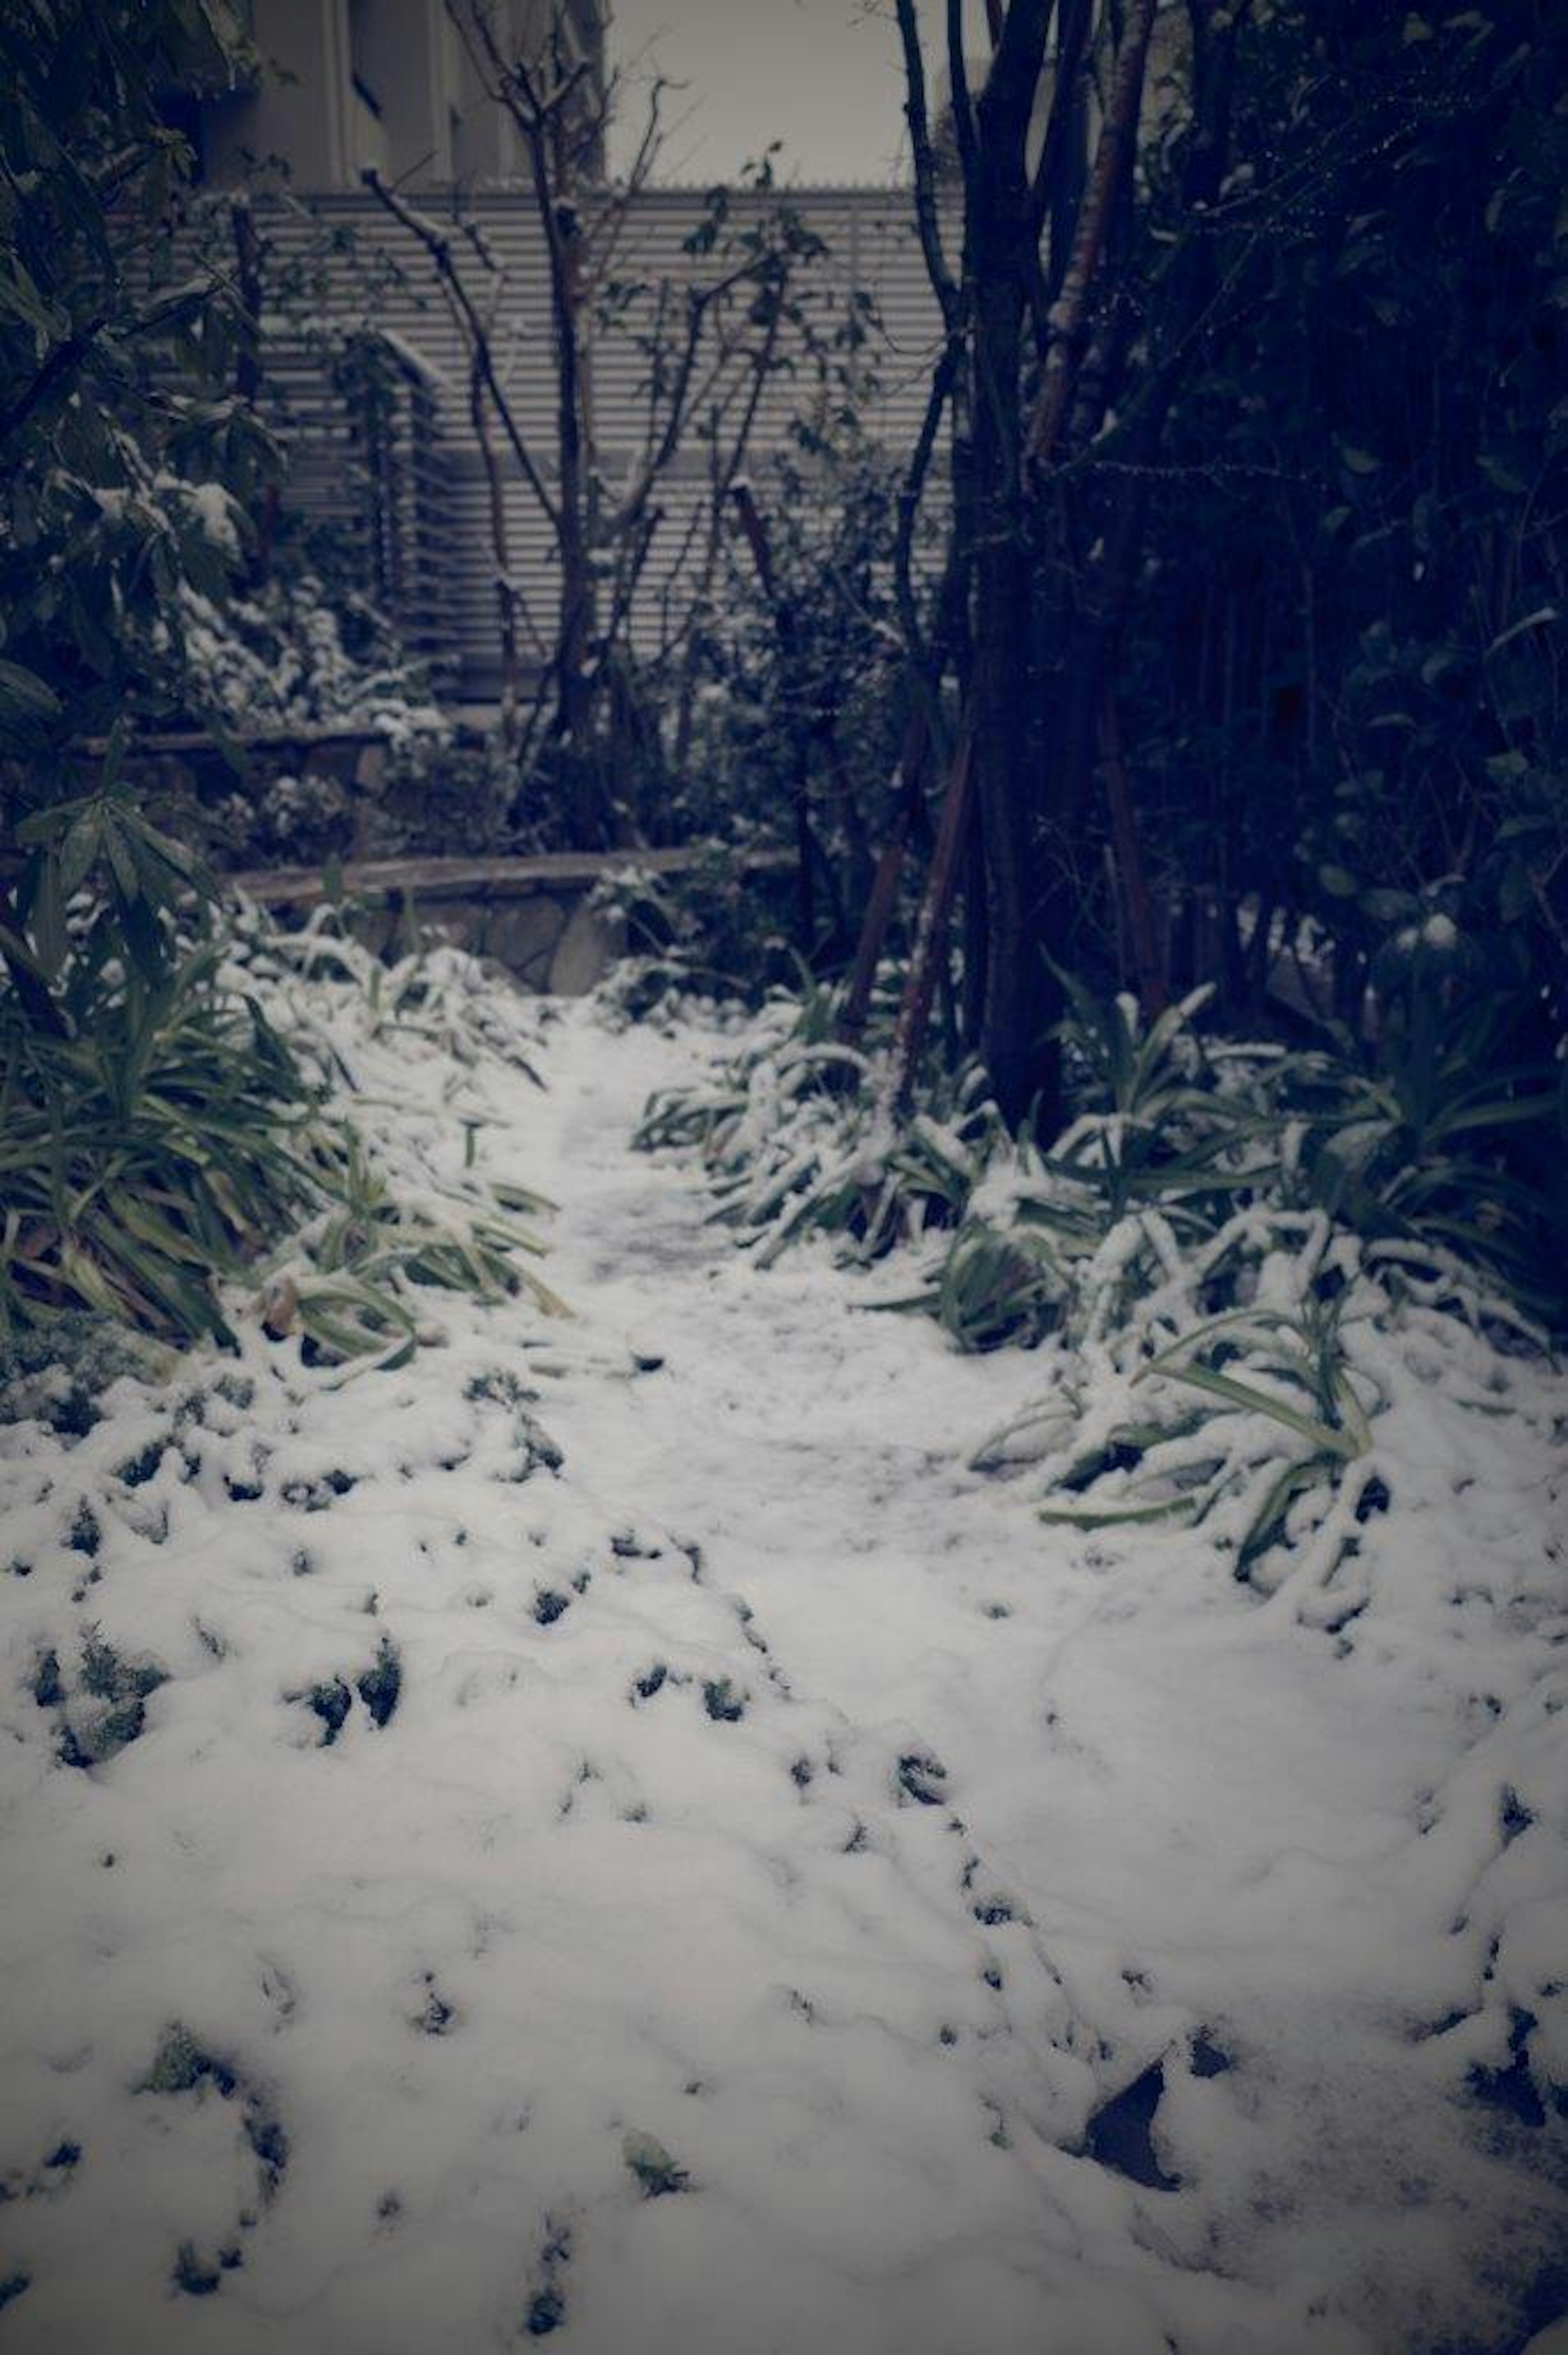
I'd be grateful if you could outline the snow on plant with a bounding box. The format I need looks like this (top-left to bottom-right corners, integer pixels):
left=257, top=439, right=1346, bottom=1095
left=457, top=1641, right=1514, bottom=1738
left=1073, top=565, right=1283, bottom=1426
left=954, top=1075, right=1562, bottom=1622
left=0, top=901, right=562, bottom=1369
left=178, top=577, right=447, bottom=746
left=638, top=975, right=1563, bottom=1613
left=636, top=983, right=1004, bottom=1267
left=219, top=908, right=566, bottom=1362
left=589, top=847, right=796, bottom=1023
left=975, top=1224, right=1390, bottom=1620
left=636, top=980, right=1274, bottom=1336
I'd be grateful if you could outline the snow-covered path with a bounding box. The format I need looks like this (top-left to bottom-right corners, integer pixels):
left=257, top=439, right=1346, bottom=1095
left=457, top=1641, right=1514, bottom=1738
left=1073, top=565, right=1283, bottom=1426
left=528, top=1010, right=1568, bottom=2355
left=2, top=988, right=1564, bottom=2355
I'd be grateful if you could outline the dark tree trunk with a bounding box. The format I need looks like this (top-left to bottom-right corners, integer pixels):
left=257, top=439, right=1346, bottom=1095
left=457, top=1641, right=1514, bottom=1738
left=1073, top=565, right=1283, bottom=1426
left=969, top=0, right=1058, bottom=1129
left=535, top=122, right=602, bottom=841
left=1038, top=0, right=1241, bottom=975
left=888, top=732, right=975, bottom=1112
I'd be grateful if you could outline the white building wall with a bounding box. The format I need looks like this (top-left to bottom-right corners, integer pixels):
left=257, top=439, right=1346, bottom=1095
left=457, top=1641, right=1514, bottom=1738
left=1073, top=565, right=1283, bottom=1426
left=206, top=0, right=357, bottom=187
left=202, top=0, right=606, bottom=191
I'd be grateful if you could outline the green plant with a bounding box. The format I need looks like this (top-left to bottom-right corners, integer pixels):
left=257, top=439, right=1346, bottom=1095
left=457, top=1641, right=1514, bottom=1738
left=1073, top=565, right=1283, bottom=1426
left=0, top=5, right=576, bottom=1374
left=873, top=982, right=1278, bottom=1353
left=0, top=905, right=567, bottom=1365
left=1033, top=1285, right=1385, bottom=1588
left=592, top=847, right=797, bottom=1019
left=1048, top=975, right=1277, bottom=1221
left=637, top=981, right=1002, bottom=1268
left=634, top=984, right=852, bottom=1153
left=0, top=0, right=298, bottom=1346
left=1278, top=934, right=1563, bottom=1318
left=1057, top=975, right=1214, bottom=1121
left=276, top=1134, right=564, bottom=1368
left=918, top=1215, right=1073, bottom=1353
left=0, top=939, right=316, bottom=1342
left=0, top=0, right=271, bottom=825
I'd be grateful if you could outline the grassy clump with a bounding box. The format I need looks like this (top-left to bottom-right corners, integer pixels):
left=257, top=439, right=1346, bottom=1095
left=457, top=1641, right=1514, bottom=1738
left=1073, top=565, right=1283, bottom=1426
left=642, top=960, right=1561, bottom=1350
left=621, top=2130, right=691, bottom=2198
left=356, top=1637, right=401, bottom=1729
left=637, top=981, right=1002, bottom=1272
left=34, top=1629, right=170, bottom=1769
left=0, top=914, right=565, bottom=1375
left=0, top=942, right=315, bottom=1346
left=640, top=957, right=1560, bottom=1598
left=141, top=2024, right=235, bottom=2099
left=0, top=1313, right=162, bottom=1434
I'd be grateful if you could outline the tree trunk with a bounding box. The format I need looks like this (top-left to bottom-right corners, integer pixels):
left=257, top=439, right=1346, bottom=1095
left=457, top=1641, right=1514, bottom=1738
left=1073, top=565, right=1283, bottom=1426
left=840, top=703, right=931, bottom=1044
left=1099, top=686, right=1165, bottom=1014
left=468, top=361, right=521, bottom=752
left=969, top=0, right=1058, bottom=1128
left=543, top=173, right=601, bottom=841
left=1035, top=0, right=1241, bottom=983
left=887, top=731, right=974, bottom=1112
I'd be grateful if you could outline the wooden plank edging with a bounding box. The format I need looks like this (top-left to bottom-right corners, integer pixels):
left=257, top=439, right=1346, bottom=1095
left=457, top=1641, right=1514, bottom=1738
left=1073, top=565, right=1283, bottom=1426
left=225, top=846, right=794, bottom=911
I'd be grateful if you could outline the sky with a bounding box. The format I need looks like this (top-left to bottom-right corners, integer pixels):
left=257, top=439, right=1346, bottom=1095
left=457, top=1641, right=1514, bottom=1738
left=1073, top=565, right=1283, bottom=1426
left=604, top=0, right=911, bottom=186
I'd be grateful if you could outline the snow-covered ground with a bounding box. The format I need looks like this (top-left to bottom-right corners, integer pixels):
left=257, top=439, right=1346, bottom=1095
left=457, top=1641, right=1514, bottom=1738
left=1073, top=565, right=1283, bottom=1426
left=2, top=972, right=1565, bottom=2354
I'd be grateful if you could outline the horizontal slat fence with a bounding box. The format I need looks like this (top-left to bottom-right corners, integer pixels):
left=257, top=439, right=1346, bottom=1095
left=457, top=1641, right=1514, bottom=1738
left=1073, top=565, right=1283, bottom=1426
left=244, top=185, right=945, bottom=699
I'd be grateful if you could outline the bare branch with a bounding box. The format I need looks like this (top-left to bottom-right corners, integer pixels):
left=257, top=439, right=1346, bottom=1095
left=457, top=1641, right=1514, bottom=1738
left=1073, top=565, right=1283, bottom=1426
left=359, top=166, right=560, bottom=534
left=945, top=0, right=979, bottom=192
left=893, top=0, right=960, bottom=332
left=1027, top=0, right=1092, bottom=252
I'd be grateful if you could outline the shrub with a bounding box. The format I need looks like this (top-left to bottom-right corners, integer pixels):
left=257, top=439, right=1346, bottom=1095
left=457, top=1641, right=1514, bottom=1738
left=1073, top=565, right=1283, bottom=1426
left=637, top=959, right=1560, bottom=1587
left=0, top=938, right=316, bottom=1343
left=0, top=909, right=563, bottom=1369
left=636, top=980, right=1000, bottom=1264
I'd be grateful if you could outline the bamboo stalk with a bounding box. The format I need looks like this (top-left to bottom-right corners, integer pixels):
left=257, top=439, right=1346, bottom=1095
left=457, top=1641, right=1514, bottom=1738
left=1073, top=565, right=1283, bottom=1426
left=1099, top=686, right=1165, bottom=1014
left=1026, top=0, right=1159, bottom=474
left=885, top=729, right=974, bottom=1113
left=839, top=705, right=931, bottom=1045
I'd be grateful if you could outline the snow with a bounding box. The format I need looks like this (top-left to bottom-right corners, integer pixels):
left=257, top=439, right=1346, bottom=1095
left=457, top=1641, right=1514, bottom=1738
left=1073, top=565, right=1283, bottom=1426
left=168, top=478, right=243, bottom=558
left=178, top=582, right=449, bottom=746
left=1, top=976, right=1564, bottom=2353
